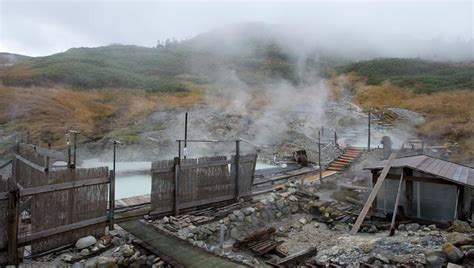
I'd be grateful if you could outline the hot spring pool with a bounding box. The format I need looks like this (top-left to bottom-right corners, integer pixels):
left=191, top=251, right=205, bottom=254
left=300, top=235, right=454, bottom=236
left=81, top=159, right=275, bottom=199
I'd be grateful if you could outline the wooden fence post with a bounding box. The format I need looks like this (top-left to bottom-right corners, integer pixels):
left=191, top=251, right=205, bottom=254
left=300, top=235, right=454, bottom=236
left=108, top=170, right=115, bottom=230
left=7, top=189, right=19, bottom=266
left=234, top=140, right=240, bottom=202
left=174, top=157, right=180, bottom=216
left=367, top=110, right=371, bottom=151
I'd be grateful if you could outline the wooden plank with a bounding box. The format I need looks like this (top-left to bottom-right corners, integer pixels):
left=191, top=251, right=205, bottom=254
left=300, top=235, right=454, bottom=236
left=0, top=160, right=12, bottom=170
left=151, top=166, right=175, bottom=174
left=20, top=177, right=109, bottom=197
left=108, top=170, right=115, bottom=230
left=12, top=152, right=46, bottom=173
left=180, top=160, right=231, bottom=170
left=7, top=190, right=19, bottom=265
left=389, top=173, right=404, bottom=236
left=350, top=153, right=396, bottom=235
left=274, top=247, right=317, bottom=266
left=18, top=215, right=107, bottom=247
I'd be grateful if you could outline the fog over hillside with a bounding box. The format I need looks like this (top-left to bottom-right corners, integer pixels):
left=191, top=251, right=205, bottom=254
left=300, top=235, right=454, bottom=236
left=1, top=1, right=472, bottom=61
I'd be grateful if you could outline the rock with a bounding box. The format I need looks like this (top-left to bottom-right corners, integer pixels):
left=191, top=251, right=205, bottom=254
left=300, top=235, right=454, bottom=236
left=276, top=212, right=282, bottom=218
left=61, top=254, right=73, bottom=262
left=425, top=251, right=446, bottom=267
left=465, top=248, right=474, bottom=258
left=405, top=223, right=420, bottom=232
left=276, top=199, right=286, bottom=210
left=85, top=260, right=98, bottom=268
left=447, top=232, right=473, bottom=246
left=121, top=244, right=135, bottom=258
left=96, top=256, right=117, bottom=268
left=244, top=216, right=252, bottom=224
left=398, top=224, right=406, bottom=231
left=447, top=263, right=463, bottom=268
left=130, top=255, right=147, bottom=268
left=91, top=246, right=100, bottom=253
left=389, top=254, right=411, bottom=264
left=422, top=226, right=431, bottom=232
left=80, top=248, right=91, bottom=256
left=367, top=225, right=378, bottom=233
left=288, top=195, right=298, bottom=202
left=375, top=254, right=389, bottom=263
left=448, top=220, right=472, bottom=233
left=230, top=228, right=241, bottom=239
left=298, top=217, right=308, bottom=225
left=314, top=222, right=320, bottom=228
left=228, top=213, right=237, bottom=221
left=72, top=263, right=85, bottom=268
left=460, top=245, right=474, bottom=251
left=407, top=231, right=415, bottom=236
left=111, top=237, right=124, bottom=246
left=233, top=210, right=245, bottom=221
left=242, top=207, right=255, bottom=216
left=292, top=222, right=302, bottom=229
left=428, top=224, right=437, bottom=231
left=442, top=243, right=464, bottom=263
left=152, top=261, right=166, bottom=268
left=75, top=236, right=97, bottom=249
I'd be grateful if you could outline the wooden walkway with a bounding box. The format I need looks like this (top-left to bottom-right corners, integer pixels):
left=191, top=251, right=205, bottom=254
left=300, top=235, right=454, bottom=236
left=119, top=220, right=246, bottom=268
left=326, top=147, right=364, bottom=172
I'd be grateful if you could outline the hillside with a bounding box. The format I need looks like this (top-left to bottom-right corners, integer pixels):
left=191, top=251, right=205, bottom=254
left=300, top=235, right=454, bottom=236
left=0, top=52, right=30, bottom=67
left=0, top=39, right=307, bottom=91
left=337, top=58, right=474, bottom=160
left=338, top=58, right=474, bottom=93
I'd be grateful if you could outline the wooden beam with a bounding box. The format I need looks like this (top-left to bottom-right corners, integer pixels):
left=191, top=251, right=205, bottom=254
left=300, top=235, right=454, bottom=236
left=12, top=152, right=46, bottom=172
left=350, top=153, right=396, bottom=235
left=18, top=215, right=108, bottom=247
left=174, top=157, right=180, bottom=216
left=0, top=159, right=12, bottom=170
left=389, top=172, right=404, bottom=236
left=108, top=170, right=115, bottom=230
left=7, top=190, right=19, bottom=265
left=20, top=177, right=109, bottom=197
left=275, top=247, right=317, bottom=266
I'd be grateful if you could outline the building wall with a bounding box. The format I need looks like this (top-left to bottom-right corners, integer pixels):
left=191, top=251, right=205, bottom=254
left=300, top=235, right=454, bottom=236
left=377, top=175, right=458, bottom=222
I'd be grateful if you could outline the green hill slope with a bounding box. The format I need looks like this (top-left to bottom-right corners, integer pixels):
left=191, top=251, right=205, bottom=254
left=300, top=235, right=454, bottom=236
left=337, top=58, right=474, bottom=93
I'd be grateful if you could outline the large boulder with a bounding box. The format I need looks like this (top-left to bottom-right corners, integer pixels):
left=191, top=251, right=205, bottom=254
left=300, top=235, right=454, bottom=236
left=75, top=236, right=97, bottom=249
left=442, top=243, right=464, bottom=263
left=448, top=220, right=472, bottom=233
left=447, top=232, right=473, bottom=247
left=425, top=250, right=447, bottom=267
left=96, top=256, right=117, bottom=268
left=405, top=223, right=420, bottom=232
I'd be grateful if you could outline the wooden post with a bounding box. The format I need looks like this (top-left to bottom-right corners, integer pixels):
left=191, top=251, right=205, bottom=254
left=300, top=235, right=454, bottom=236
left=235, top=140, right=240, bottom=201
left=184, top=112, right=188, bottom=159
left=174, top=157, right=180, bottom=216
left=350, top=153, right=396, bottom=235
left=7, top=189, right=19, bottom=265
left=367, top=110, right=371, bottom=151
left=318, top=131, right=322, bottom=180
left=389, top=172, right=404, bottom=236
left=334, top=131, right=337, bottom=147
left=108, top=170, right=115, bottom=230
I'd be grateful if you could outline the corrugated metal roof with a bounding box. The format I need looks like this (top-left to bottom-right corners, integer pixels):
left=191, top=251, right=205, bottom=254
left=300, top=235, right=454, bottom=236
left=364, top=154, right=474, bottom=187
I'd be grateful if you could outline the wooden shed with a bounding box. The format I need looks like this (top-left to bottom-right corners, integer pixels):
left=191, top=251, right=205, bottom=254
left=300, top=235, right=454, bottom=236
left=364, top=155, right=474, bottom=224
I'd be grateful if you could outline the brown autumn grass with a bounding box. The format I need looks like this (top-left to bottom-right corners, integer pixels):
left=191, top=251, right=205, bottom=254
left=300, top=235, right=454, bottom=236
left=344, top=74, right=474, bottom=161
left=0, top=84, right=204, bottom=148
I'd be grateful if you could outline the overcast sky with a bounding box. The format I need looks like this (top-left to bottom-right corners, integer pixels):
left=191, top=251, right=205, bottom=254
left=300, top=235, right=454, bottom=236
left=0, top=0, right=472, bottom=57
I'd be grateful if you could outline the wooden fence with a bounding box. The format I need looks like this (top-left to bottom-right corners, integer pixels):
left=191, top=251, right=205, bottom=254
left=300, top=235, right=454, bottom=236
left=0, top=143, right=110, bottom=265
left=150, top=154, right=257, bottom=215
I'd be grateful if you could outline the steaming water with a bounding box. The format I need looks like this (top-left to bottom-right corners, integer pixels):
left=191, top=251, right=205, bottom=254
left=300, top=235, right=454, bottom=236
left=81, top=159, right=275, bottom=199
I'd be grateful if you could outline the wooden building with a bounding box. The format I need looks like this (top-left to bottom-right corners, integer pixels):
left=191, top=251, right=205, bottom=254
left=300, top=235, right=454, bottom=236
left=364, top=155, right=474, bottom=224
